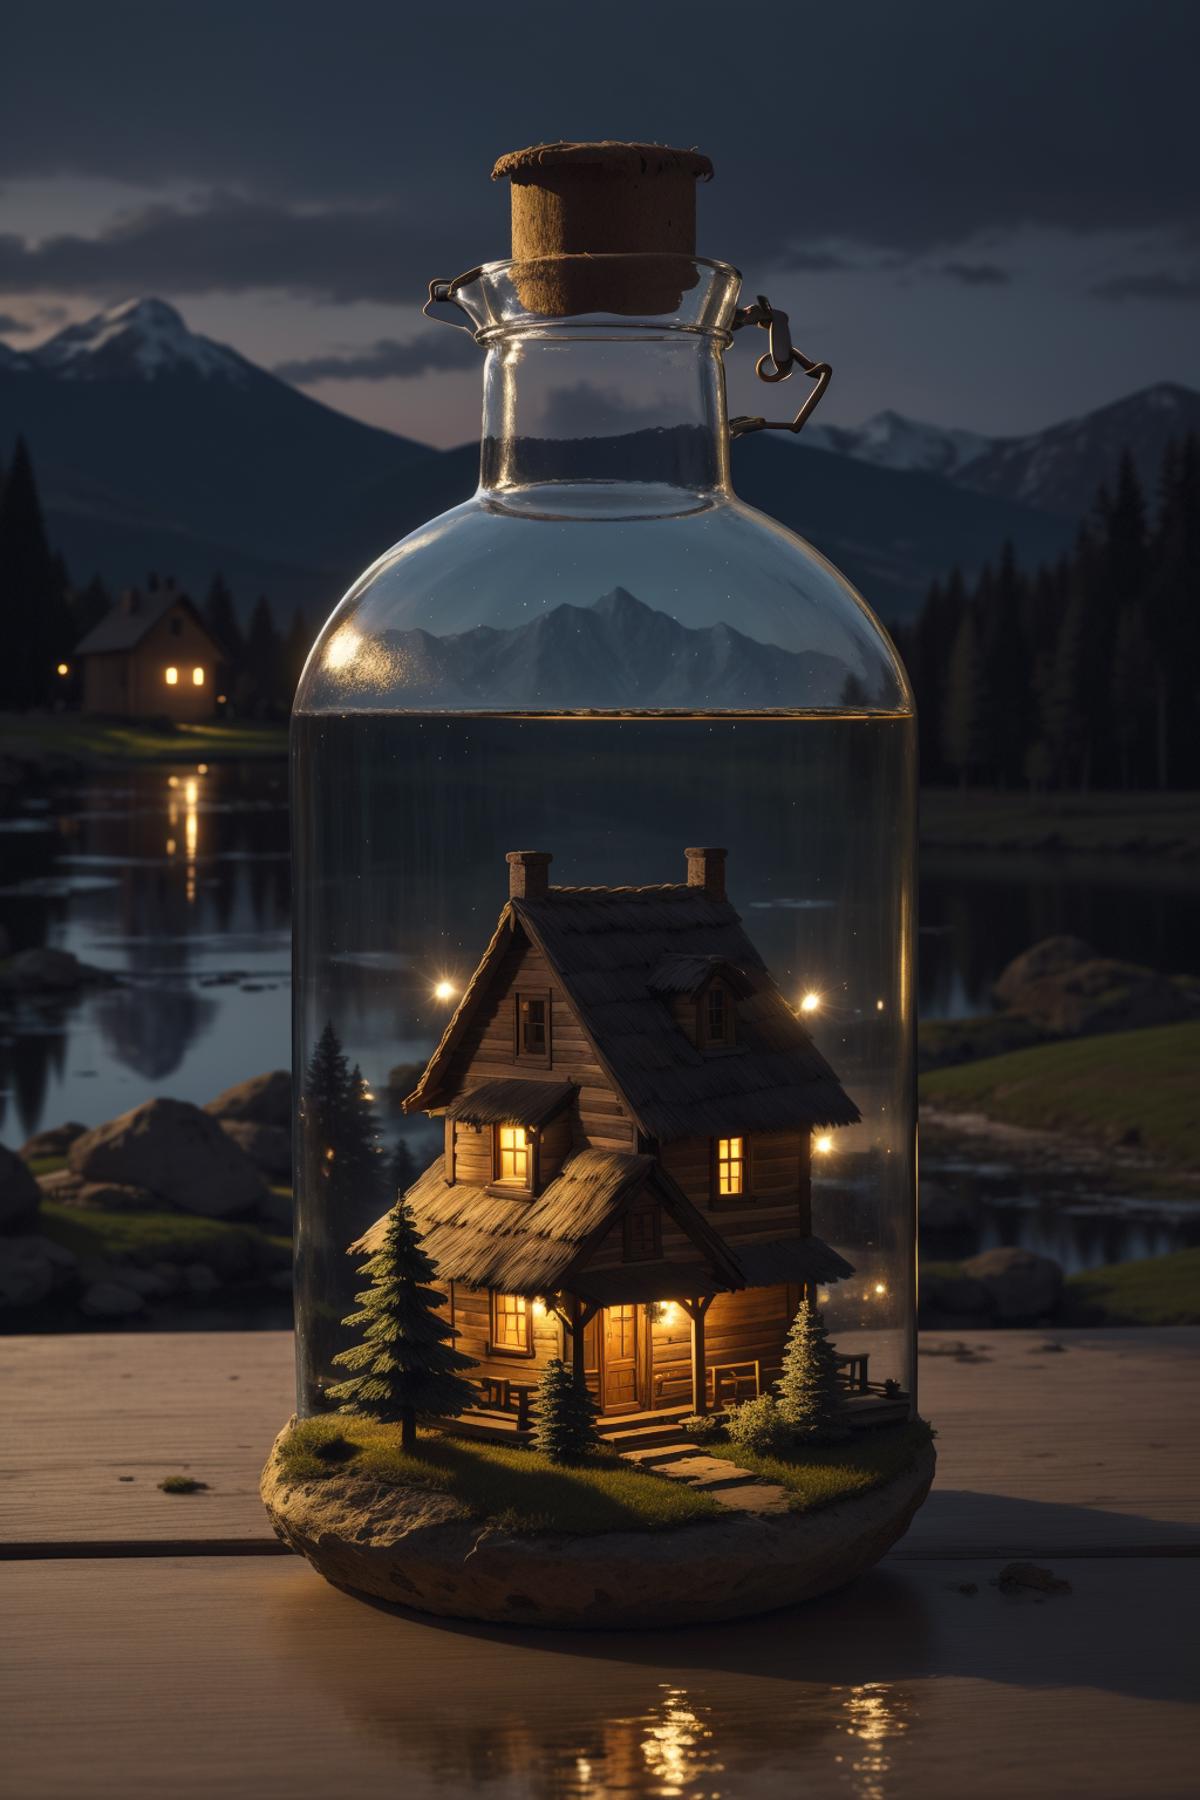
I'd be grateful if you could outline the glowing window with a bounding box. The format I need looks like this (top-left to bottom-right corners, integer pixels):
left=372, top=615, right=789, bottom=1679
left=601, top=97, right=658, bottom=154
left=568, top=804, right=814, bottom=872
left=495, top=1124, right=531, bottom=1185
left=165, top=666, right=178, bottom=686
left=716, top=1135, right=744, bottom=1197
left=491, top=1292, right=530, bottom=1353
left=192, top=667, right=205, bottom=686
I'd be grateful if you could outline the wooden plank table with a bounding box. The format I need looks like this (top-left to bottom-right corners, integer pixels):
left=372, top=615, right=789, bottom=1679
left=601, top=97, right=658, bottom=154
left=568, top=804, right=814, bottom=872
left=3, top=1330, right=1198, bottom=1797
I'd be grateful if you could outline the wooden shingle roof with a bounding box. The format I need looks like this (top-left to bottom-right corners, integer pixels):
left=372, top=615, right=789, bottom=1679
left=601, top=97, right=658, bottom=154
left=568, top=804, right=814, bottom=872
left=445, top=1078, right=575, bottom=1127
left=513, top=884, right=860, bottom=1141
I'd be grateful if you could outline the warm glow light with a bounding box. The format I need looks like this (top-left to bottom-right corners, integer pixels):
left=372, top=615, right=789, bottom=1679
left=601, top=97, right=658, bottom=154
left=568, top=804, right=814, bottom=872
left=800, top=991, right=821, bottom=1014
left=361, top=1090, right=375, bottom=1102
left=184, top=778, right=198, bottom=806
left=434, top=979, right=456, bottom=1002
left=531, top=1298, right=548, bottom=1320
left=814, top=1133, right=833, bottom=1155
left=217, top=694, right=227, bottom=704
left=196, top=763, right=208, bottom=774
left=165, top=837, right=176, bottom=856
left=657, top=1301, right=681, bottom=1328
left=167, top=776, right=178, bottom=788
left=56, top=662, right=69, bottom=677
left=192, top=666, right=205, bottom=686
left=876, top=998, right=885, bottom=1012
left=873, top=1282, right=887, bottom=1296
left=324, top=627, right=361, bottom=671
left=165, top=666, right=178, bottom=685
left=716, top=1135, right=744, bottom=1196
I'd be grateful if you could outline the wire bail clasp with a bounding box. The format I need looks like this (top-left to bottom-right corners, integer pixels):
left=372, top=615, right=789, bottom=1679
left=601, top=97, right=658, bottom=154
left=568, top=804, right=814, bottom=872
left=728, top=294, right=832, bottom=440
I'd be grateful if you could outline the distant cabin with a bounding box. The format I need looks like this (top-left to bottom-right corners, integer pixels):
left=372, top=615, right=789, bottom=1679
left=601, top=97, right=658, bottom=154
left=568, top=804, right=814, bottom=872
left=73, top=586, right=222, bottom=720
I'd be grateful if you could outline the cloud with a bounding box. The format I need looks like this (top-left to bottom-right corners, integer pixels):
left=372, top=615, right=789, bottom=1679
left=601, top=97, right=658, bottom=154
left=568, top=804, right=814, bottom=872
left=1091, top=270, right=1200, bottom=302
left=940, top=261, right=1011, bottom=287
left=0, top=192, right=468, bottom=304
left=274, top=332, right=479, bottom=383
left=775, top=247, right=852, bottom=274
left=0, top=311, right=36, bottom=335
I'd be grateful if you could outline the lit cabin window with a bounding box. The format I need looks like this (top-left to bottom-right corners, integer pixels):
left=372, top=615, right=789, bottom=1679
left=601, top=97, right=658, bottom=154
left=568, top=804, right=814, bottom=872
left=516, top=992, right=549, bottom=1058
left=491, top=1291, right=531, bottom=1354
left=192, top=667, right=205, bottom=686
left=165, top=666, right=179, bottom=686
left=495, top=1124, right=531, bottom=1185
left=716, top=1135, right=745, bottom=1197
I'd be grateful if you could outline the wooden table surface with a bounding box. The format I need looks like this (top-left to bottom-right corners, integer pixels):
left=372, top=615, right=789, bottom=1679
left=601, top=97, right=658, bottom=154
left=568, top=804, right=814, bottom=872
left=3, top=1329, right=1198, bottom=1798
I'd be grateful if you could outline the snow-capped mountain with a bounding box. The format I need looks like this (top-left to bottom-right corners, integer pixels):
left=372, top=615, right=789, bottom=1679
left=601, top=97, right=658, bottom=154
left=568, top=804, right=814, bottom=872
left=950, top=382, right=1200, bottom=518
left=805, top=410, right=994, bottom=478
left=317, top=588, right=849, bottom=710
left=29, top=298, right=252, bottom=384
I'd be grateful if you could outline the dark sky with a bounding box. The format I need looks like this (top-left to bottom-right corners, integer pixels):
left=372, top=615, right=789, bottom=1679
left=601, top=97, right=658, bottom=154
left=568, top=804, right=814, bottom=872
left=4, top=0, right=1197, bottom=444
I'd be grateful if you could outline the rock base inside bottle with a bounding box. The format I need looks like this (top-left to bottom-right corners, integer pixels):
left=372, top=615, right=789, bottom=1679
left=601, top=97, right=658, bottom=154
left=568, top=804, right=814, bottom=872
left=261, top=1419, right=934, bottom=1629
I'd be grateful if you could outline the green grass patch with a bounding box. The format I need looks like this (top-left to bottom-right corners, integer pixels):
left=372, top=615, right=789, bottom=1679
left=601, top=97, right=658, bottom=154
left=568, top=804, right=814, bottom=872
left=1064, top=1247, right=1200, bottom=1326
left=23, top=1154, right=68, bottom=1178
left=703, top=1420, right=934, bottom=1515
left=281, top=1415, right=722, bottom=1535
left=0, top=713, right=287, bottom=764
left=919, top=1020, right=1200, bottom=1167
left=38, top=1201, right=290, bottom=1279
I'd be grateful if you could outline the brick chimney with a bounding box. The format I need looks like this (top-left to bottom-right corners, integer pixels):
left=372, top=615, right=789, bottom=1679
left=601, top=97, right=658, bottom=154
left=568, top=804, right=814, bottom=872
left=507, top=850, right=552, bottom=900
left=685, top=846, right=727, bottom=901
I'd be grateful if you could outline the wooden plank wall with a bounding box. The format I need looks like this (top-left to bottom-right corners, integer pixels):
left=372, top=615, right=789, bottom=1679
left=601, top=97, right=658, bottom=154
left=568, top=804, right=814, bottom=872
left=445, top=1281, right=563, bottom=1384
left=648, top=1283, right=795, bottom=1401
left=661, top=1129, right=812, bottom=1240
left=446, top=931, right=637, bottom=1153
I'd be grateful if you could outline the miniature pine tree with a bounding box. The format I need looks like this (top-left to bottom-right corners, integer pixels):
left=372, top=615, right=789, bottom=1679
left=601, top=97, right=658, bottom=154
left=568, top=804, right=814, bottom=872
left=326, top=1199, right=477, bottom=1450
left=776, top=1295, right=849, bottom=1443
left=532, top=1357, right=600, bottom=1464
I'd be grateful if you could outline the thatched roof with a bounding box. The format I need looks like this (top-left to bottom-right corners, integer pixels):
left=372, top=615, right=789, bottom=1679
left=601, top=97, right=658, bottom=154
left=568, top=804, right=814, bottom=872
left=446, top=1078, right=575, bottom=1127
left=351, top=1145, right=745, bottom=1296
left=408, top=882, right=859, bottom=1142
left=351, top=1150, right=852, bottom=1299
left=647, top=953, right=754, bottom=998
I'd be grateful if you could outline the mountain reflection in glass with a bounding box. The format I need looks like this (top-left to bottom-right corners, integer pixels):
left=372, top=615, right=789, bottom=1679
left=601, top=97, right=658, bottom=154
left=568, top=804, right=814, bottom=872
left=292, top=254, right=917, bottom=1422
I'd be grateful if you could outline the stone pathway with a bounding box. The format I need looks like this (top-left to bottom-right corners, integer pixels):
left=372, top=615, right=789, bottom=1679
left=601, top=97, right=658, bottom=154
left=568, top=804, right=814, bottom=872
left=621, top=1439, right=793, bottom=1515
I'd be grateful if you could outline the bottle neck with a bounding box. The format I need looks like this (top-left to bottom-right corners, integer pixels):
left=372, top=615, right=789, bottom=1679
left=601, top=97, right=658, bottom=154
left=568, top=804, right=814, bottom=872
left=477, top=330, right=731, bottom=519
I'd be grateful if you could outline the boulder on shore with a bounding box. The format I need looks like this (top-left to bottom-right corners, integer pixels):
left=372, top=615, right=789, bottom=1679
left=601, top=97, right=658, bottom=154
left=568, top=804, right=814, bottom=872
left=205, top=1070, right=291, bottom=1129
left=68, top=1097, right=266, bottom=1218
left=218, top=1119, right=291, bottom=1181
left=20, top=1121, right=88, bottom=1161
left=0, top=1144, right=42, bottom=1233
left=992, top=936, right=1195, bottom=1036
left=0, top=1234, right=79, bottom=1309
left=0, top=947, right=116, bottom=994
left=961, top=1246, right=1063, bottom=1322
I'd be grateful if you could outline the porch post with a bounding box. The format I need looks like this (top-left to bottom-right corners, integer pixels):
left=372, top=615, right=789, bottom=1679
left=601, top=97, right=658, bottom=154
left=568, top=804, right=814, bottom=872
left=687, top=1297, right=708, bottom=1415
left=570, top=1297, right=587, bottom=1390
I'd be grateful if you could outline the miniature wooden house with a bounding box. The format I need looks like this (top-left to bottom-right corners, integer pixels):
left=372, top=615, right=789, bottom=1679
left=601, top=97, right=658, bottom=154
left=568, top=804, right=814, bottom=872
left=354, top=847, right=860, bottom=1429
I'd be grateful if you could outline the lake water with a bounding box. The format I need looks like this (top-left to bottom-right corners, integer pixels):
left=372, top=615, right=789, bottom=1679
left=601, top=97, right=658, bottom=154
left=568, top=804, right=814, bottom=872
left=1, top=756, right=1196, bottom=1274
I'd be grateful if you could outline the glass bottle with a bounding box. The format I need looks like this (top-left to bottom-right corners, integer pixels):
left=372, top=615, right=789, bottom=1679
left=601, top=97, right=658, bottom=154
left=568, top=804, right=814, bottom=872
left=291, top=144, right=916, bottom=1428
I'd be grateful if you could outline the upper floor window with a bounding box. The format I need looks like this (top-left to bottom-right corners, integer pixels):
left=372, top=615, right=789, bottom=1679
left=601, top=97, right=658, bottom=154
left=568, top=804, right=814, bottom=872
left=164, top=666, right=178, bottom=686
left=516, top=991, right=550, bottom=1059
left=715, top=1135, right=745, bottom=1198
left=494, top=1123, right=532, bottom=1187
left=192, top=667, right=205, bottom=686
left=700, top=980, right=734, bottom=1047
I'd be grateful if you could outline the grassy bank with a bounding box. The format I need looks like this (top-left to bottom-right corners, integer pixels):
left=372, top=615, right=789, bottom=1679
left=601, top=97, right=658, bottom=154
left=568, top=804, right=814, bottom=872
left=920, top=787, right=1200, bottom=858
left=919, top=1019, right=1200, bottom=1167
left=1065, top=1248, right=1200, bottom=1326
left=703, top=1421, right=933, bottom=1513
left=0, top=713, right=287, bottom=764
left=280, top=1416, right=720, bottom=1534
left=39, top=1200, right=290, bottom=1280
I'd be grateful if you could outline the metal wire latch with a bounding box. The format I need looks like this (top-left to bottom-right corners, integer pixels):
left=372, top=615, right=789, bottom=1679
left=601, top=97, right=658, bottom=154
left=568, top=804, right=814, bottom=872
left=728, top=295, right=832, bottom=440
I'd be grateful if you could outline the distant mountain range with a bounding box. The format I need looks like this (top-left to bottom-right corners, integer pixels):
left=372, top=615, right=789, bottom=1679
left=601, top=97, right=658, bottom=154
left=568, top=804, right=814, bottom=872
left=319, top=586, right=849, bottom=709
left=2, top=297, right=1195, bottom=625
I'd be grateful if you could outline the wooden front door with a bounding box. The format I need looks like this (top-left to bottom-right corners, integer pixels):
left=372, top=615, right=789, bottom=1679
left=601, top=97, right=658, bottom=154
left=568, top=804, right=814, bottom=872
left=601, top=1304, right=641, bottom=1414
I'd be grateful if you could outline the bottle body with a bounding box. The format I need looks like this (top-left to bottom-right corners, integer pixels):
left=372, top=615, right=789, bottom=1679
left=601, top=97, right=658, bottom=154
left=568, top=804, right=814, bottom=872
left=292, top=258, right=917, bottom=1421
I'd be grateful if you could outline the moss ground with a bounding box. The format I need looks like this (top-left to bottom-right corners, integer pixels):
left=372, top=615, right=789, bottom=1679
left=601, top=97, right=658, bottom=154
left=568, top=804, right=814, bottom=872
left=281, top=1415, right=722, bottom=1535
left=919, top=1020, right=1200, bottom=1167
left=702, top=1421, right=934, bottom=1514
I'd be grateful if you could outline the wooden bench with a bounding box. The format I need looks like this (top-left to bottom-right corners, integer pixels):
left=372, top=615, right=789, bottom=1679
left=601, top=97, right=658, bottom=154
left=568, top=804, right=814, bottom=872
left=835, top=1351, right=870, bottom=1392
left=708, top=1359, right=760, bottom=1405
left=651, top=1366, right=694, bottom=1405
left=477, top=1376, right=534, bottom=1430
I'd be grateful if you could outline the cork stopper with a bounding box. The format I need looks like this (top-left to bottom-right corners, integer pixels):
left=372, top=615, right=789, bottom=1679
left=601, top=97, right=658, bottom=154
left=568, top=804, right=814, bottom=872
left=492, top=141, right=713, bottom=317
